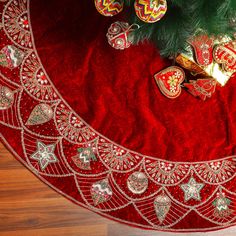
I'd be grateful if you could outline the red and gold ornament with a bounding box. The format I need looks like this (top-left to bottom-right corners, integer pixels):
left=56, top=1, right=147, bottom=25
left=176, top=39, right=234, bottom=87
left=134, top=0, right=167, bottom=23
left=189, top=34, right=214, bottom=67
left=107, top=21, right=138, bottom=50
left=94, top=0, right=124, bottom=17
left=213, top=40, right=236, bottom=73
left=184, top=79, right=217, bottom=101
left=154, top=66, right=185, bottom=99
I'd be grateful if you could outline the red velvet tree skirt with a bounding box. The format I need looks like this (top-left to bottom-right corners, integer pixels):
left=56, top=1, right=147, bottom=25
left=1, top=0, right=236, bottom=232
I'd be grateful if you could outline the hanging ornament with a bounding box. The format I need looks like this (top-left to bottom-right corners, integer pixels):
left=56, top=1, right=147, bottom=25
left=94, top=0, right=124, bottom=17
left=189, top=34, right=214, bottom=67
left=26, top=103, right=53, bottom=126
left=134, top=0, right=167, bottom=23
left=0, top=85, right=14, bottom=110
left=0, top=45, right=24, bottom=69
left=72, top=147, right=97, bottom=170
left=176, top=38, right=234, bottom=87
left=90, top=179, right=113, bottom=206
left=127, top=172, right=148, bottom=194
left=184, top=79, right=217, bottom=101
left=154, top=66, right=185, bottom=99
left=213, top=40, right=236, bottom=73
left=213, top=191, right=232, bottom=218
left=106, top=21, right=139, bottom=50
left=154, top=193, right=171, bottom=223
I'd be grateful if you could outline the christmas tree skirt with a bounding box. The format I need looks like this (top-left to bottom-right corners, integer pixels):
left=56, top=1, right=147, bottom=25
left=1, top=0, right=236, bottom=232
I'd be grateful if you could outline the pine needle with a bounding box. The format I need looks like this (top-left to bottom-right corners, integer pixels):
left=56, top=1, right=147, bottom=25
left=123, top=0, right=236, bottom=57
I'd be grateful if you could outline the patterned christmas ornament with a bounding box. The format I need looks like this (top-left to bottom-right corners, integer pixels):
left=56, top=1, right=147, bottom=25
left=184, top=79, right=217, bottom=101
left=90, top=179, right=113, bottom=206
left=127, top=172, right=148, bottom=194
left=213, top=192, right=232, bottom=218
left=94, top=0, right=124, bottom=17
left=213, top=40, right=236, bottom=72
left=154, top=193, right=171, bottom=223
left=72, top=147, right=97, bottom=170
left=107, top=21, right=138, bottom=50
left=26, top=103, right=53, bottom=126
left=189, top=34, right=214, bottom=66
left=30, top=141, right=58, bottom=171
left=180, top=177, right=204, bottom=202
left=134, top=0, right=167, bottom=23
left=154, top=66, right=185, bottom=99
left=176, top=46, right=232, bottom=86
left=0, top=85, right=14, bottom=110
left=0, top=45, right=24, bottom=69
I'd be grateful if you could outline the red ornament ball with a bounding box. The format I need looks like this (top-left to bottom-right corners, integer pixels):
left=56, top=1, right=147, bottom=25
left=94, top=0, right=124, bottom=17
left=134, top=0, right=167, bottom=23
left=106, top=21, right=137, bottom=50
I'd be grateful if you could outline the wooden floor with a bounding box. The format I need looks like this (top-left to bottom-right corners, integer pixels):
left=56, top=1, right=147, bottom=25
left=0, top=142, right=236, bottom=236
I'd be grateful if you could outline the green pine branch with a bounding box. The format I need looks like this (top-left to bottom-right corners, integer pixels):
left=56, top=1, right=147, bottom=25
left=123, top=0, right=236, bottom=57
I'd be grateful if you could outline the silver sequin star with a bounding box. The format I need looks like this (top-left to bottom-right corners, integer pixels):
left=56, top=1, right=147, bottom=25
left=180, top=177, right=204, bottom=202
left=30, top=141, right=58, bottom=170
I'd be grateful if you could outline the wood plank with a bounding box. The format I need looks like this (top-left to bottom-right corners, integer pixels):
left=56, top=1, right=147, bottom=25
left=0, top=225, right=107, bottom=236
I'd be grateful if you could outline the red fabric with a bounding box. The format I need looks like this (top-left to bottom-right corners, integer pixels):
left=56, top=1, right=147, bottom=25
left=31, top=0, right=236, bottom=162
left=1, top=0, right=236, bottom=233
